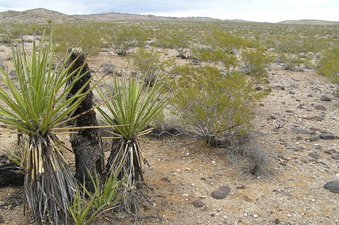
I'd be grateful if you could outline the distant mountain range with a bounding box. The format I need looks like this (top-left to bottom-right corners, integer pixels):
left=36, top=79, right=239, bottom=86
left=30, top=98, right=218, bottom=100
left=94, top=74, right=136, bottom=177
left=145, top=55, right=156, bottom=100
left=0, top=8, right=338, bottom=25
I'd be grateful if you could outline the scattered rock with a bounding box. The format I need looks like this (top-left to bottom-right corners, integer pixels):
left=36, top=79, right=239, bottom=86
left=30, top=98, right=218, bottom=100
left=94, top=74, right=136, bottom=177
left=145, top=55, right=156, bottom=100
left=193, top=199, right=205, bottom=208
left=274, top=85, right=285, bottom=90
left=211, top=185, right=230, bottom=199
left=319, top=133, right=338, bottom=140
left=98, top=62, right=116, bottom=74
left=21, top=35, right=35, bottom=43
left=330, top=155, right=339, bottom=160
left=323, top=180, right=339, bottom=194
left=314, top=105, right=327, bottom=111
left=307, top=94, right=313, bottom=97
left=308, top=152, right=321, bottom=159
left=9, top=70, right=16, bottom=78
left=274, top=218, right=281, bottom=224
left=307, top=135, right=320, bottom=142
left=320, top=95, right=332, bottom=102
left=255, top=86, right=263, bottom=91
left=160, top=177, right=170, bottom=182
left=0, top=155, right=24, bottom=187
left=269, top=115, right=277, bottom=120
left=288, top=91, right=295, bottom=95
left=291, top=127, right=314, bottom=135
left=302, top=115, right=324, bottom=121
left=324, top=149, right=337, bottom=155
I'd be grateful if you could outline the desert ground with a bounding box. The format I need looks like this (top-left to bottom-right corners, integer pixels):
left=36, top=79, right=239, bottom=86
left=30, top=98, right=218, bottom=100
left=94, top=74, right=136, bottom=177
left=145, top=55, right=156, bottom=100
left=0, top=9, right=338, bottom=224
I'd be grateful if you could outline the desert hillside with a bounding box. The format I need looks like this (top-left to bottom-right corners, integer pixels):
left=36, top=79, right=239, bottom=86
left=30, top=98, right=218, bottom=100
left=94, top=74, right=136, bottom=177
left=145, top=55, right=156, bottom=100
left=0, top=8, right=338, bottom=24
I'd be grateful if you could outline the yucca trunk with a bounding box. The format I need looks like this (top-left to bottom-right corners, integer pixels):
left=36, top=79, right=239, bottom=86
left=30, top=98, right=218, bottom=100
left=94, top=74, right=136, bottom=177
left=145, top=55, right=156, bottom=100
left=23, top=133, right=75, bottom=224
left=66, top=49, right=104, bottom=192
left=106, top=138, right=144, bottom=185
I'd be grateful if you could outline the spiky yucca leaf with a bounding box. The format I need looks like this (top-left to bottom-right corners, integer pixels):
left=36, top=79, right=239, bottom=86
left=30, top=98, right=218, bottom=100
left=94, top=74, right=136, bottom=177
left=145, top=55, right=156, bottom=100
left=97, top=75, right=171, bottom=213
left=0, top=40, right=90, bottom=135
left=0, top=39, right=97, bottom=224
left=97, top=75, right=171, bottom=139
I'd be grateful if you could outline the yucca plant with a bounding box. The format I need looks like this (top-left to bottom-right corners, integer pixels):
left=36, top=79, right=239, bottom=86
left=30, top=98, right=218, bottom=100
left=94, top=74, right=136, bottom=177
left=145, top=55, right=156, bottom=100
left=97, top=75, right=171, bottom=212
left=70, top=170, right=122, bottom=225
left=0, top=39, right=94, bottom=224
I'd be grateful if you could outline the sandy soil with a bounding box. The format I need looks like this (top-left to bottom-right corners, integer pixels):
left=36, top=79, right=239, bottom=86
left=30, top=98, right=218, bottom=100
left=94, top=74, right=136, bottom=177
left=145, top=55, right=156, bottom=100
left=0, top=45, right=338, bottom=225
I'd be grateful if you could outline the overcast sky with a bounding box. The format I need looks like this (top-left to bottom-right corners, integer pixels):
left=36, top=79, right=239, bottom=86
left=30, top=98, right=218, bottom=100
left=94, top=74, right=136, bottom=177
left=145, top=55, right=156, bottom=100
left=0, top=0, right=338, bottom=23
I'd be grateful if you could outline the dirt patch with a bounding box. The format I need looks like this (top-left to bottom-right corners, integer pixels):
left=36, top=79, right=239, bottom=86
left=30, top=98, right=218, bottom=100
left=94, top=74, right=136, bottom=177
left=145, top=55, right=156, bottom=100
left=0, top=48, right=338, bottom=224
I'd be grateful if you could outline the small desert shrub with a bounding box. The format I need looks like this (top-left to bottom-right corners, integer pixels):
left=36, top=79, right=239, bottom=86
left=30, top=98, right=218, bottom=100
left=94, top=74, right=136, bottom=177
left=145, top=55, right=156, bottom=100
left=171, top=65, right=258, bottom=146
left=280, top=54, right=305, bottom=72
left=131, top=47, right=167, bottom=86
left=241, top=49, right=271, bottom=77
left=53, top=23, right=106, bottom=55
left=107, top=25, right=148, bottom=56
left=227, top=135, right=272, bottom=176
left=154, top=30, right=192, bottom=59
left=318, top=47, right=339, bottom=85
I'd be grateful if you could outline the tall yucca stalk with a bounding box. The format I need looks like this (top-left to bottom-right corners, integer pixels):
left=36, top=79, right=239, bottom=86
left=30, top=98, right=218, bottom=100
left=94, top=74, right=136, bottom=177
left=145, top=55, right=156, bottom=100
left=0, top=39, right=93, bottom=224
left=97, top=75, right=171, bottom=212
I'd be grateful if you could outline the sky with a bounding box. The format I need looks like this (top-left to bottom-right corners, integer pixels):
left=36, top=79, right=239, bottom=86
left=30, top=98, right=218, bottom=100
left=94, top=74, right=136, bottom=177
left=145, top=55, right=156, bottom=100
left=0, top=0, right=338, bottom=23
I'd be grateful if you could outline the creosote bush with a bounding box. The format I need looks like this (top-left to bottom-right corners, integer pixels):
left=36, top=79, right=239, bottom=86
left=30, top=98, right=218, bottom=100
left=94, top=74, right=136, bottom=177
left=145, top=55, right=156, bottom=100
left=318, top=47, right=339, bottom=85
left=171, top=65, right=258, bottom=146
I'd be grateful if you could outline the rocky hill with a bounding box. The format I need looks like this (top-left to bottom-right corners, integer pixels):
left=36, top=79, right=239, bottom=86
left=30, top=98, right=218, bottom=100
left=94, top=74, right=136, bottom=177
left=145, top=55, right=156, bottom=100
left=278, top=19, right=339, bottom=25
left=74, top=12, right=221, bottom=22
left=0, top=8, right=338, bottom=25
left=0, top=8, right=80, bottom=24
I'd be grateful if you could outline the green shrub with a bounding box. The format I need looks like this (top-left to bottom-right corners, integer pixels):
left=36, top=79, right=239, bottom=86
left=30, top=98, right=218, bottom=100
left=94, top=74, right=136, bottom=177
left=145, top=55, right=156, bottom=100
left=53, top=23, right=106, bottom=55
left=131, top=47, right=167, bottom=86
left=154, top=30, right=192, bottom=59
left=318, top=47, right=339, bottom=85
left=171, top=65, right=257, bottom=145
left=106, top=25, right=149, bottom=56
left=241, top=49, right=271, bottom=77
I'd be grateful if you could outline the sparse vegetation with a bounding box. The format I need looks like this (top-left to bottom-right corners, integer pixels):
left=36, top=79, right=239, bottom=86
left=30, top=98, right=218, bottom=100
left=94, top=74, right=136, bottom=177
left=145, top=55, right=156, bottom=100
left=171, top=65, right=257, bottom=146
left=0, top=12, right=339, bottom=224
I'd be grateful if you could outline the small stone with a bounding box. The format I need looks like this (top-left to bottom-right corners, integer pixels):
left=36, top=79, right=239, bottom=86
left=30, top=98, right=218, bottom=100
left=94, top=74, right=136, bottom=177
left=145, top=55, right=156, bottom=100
left=320, top=95, right=332, bottom=101
left=308, top=152, right=321, bottom=159
left=219, top=185, right=231, bottom=193
left=307, top=94, right=313, bottom=97
left=255, top=87, right=263, bottom=91
left=99, top=62, right=116, bottom=74
left=319, top=133, right=338, bottom=140
left=314, top=105, right=327, bottom=111
left=193, top=200, right=205, bottom=208
left=330, top=155, right=339, bottom=160
left=270, top=115, right=277, bottom=120
left=302, top=115, right=324, bottom=121
left=308, top=135, right=320, bottom=142
left=211, top=190, right=225, bottom=199
left=211, top=186, right=230, bottom=199
left=9, top=70, right=16, bottom=78
left=323, top=180, right=339, bottom=194
left=275, top=85, right=285, bottom=90
left=291, top=127, right=314, bottom=135
left=288, top=91, right=295, bottom=95
left=274, top=218, right=281, bottom=224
